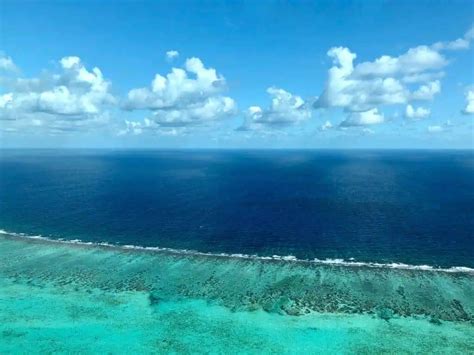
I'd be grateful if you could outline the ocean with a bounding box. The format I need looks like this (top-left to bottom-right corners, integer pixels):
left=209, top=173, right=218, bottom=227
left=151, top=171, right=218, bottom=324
left=0, top=149, right=473, bottom=352
left=0, top=149, right=473, bottom=268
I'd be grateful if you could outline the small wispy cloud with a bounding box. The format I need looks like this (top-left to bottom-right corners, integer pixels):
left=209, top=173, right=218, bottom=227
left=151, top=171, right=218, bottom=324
left=166, top=50, right=179, bottom=61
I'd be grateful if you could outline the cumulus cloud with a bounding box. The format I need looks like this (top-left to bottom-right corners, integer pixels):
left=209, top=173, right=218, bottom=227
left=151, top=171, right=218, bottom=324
left=432, top=26, right=474, bottom=51
left=0, top=55, right=114, bottom=133
left=352, top=46, right=447, bottom=78
left=118, top=119, right=147, bottom=135
left=150, top=96, right=235, bottom=127
left=405, top=104, right=430, bottom=119
left=427, top=120, right=453, bottom=133
left=0, top=54, right=17, bottom=72
left=3, top=26, right=473, bottom=139
left=339, top=108, right=384, bottom=127
left=117, top=118, right=182, bottom=136
left=319, top=120, right=333, bottom=131
left=410, top=80, right=441, bottom=100
left=463, top=89, right=474, bottom=114
left=315, top=27, right=473, bottom=129
left=0, top=93, right=13, bottom=110
left=315, top=46, right=445, bottom=113
left=401, top=71, right=445, bottom=84
left=121, top=57, right=236, bottom=132
left=124, top=57, right=226, bottom=110
left=166, top=50, right=179, bottom=61
left=239, top=87, right=311, bottom=131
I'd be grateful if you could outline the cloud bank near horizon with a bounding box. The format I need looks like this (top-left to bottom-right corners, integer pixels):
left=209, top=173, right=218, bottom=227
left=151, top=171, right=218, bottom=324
left=0, top=26, right=473, bottom=139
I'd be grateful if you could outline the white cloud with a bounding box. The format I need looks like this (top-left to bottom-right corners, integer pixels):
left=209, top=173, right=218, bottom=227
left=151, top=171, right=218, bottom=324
left=60, top=56, right=81, bottom=69
left=117, top=118, right=183, bottom=136
left=340, top=108, right=384, bottom=127
left=319, top=120, right=333, bottom=131
left=432, top=26, right=474, bottom=51
left=315, top=46, right=445, bottom=113
left=405, top=104, right=430, bottom=119
left=124, top=57, right=226, bottom=111
left=1, top=111, right=112, bottom=135
left=166, top=50, right=179, bottom=61
left=31, top=118, right=42, bottom=126
left=352, top=46, right=447, bottom=78
left=0, top=93, right=13, bottom=109
left=426, top=120, right=454, bottom=134
left=239, top=87, right=311, bottom=131
left=0, top=55, right=17, bottom=72
left=462, top=89, right=474, bottom=114
left=0, top=55, right=114, bottom=133
left=121, top=57, right=236, bottom=132
left=428, top=125, right=443, bottom=133
left=119, top=120, right=145, bottom=135
left=150, top=95, right=236, bottom=127
left=315, top=27, right=473, bottom=130
left=410, top=80, right=441, bottom=101
left=433, top=38, right=469, bottom=51
left=401, top=71, right=445, bottom=84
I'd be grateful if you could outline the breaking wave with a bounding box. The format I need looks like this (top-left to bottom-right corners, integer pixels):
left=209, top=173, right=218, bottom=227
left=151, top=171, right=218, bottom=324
left=1, top=228, right=473, bottom=274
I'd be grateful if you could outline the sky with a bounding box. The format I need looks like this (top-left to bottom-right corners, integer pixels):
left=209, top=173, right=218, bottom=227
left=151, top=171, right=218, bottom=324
left=0, top=0, right=473, bottom=149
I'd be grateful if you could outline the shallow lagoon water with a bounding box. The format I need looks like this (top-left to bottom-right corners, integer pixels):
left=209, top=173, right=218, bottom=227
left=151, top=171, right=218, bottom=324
left=1, top=233, right=473, bottom=353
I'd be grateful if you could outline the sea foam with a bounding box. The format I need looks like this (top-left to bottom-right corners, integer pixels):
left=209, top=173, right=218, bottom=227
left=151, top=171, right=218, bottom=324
left=0, top=228, right=473, bottom=274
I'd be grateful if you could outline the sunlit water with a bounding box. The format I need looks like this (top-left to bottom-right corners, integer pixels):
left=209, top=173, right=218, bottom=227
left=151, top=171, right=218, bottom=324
left=0, top=233, right=473, bottom=353
left=0, top=150, right=473, bottom=352
left=1, top=150, right=473, bottom=267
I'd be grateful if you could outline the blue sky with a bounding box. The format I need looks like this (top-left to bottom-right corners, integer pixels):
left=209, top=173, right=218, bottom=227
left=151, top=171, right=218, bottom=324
left=0, top=0, right=473, bottom=148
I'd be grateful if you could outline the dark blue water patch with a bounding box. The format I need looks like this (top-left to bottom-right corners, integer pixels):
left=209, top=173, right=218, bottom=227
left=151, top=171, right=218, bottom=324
left=0, top=149, right=473, bottom=267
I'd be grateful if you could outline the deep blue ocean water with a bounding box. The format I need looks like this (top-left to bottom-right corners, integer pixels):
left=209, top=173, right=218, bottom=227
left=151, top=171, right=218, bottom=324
left=0, top=149, right=472, bottom=267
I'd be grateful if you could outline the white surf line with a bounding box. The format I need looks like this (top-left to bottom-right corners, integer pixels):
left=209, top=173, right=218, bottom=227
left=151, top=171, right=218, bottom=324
left=1, top=229, right=473, bottom=274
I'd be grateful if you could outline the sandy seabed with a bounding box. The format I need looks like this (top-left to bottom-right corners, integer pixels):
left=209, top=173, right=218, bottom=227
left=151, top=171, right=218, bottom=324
left=0, top=234, right=473, bottom=354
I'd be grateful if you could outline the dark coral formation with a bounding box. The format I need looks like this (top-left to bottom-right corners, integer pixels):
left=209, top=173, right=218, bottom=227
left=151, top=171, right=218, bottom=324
left=0, top=234, right=473, bottom=323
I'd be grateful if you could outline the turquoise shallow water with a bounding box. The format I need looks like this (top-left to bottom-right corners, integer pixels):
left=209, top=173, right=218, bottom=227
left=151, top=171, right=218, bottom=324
left=0, top=233, right=473, bottom=353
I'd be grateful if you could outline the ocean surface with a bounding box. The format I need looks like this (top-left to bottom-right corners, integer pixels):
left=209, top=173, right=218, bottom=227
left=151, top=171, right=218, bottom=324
left=0, top=149, right=473, bottom=268
left=1, top=149, right=473, bottom=353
